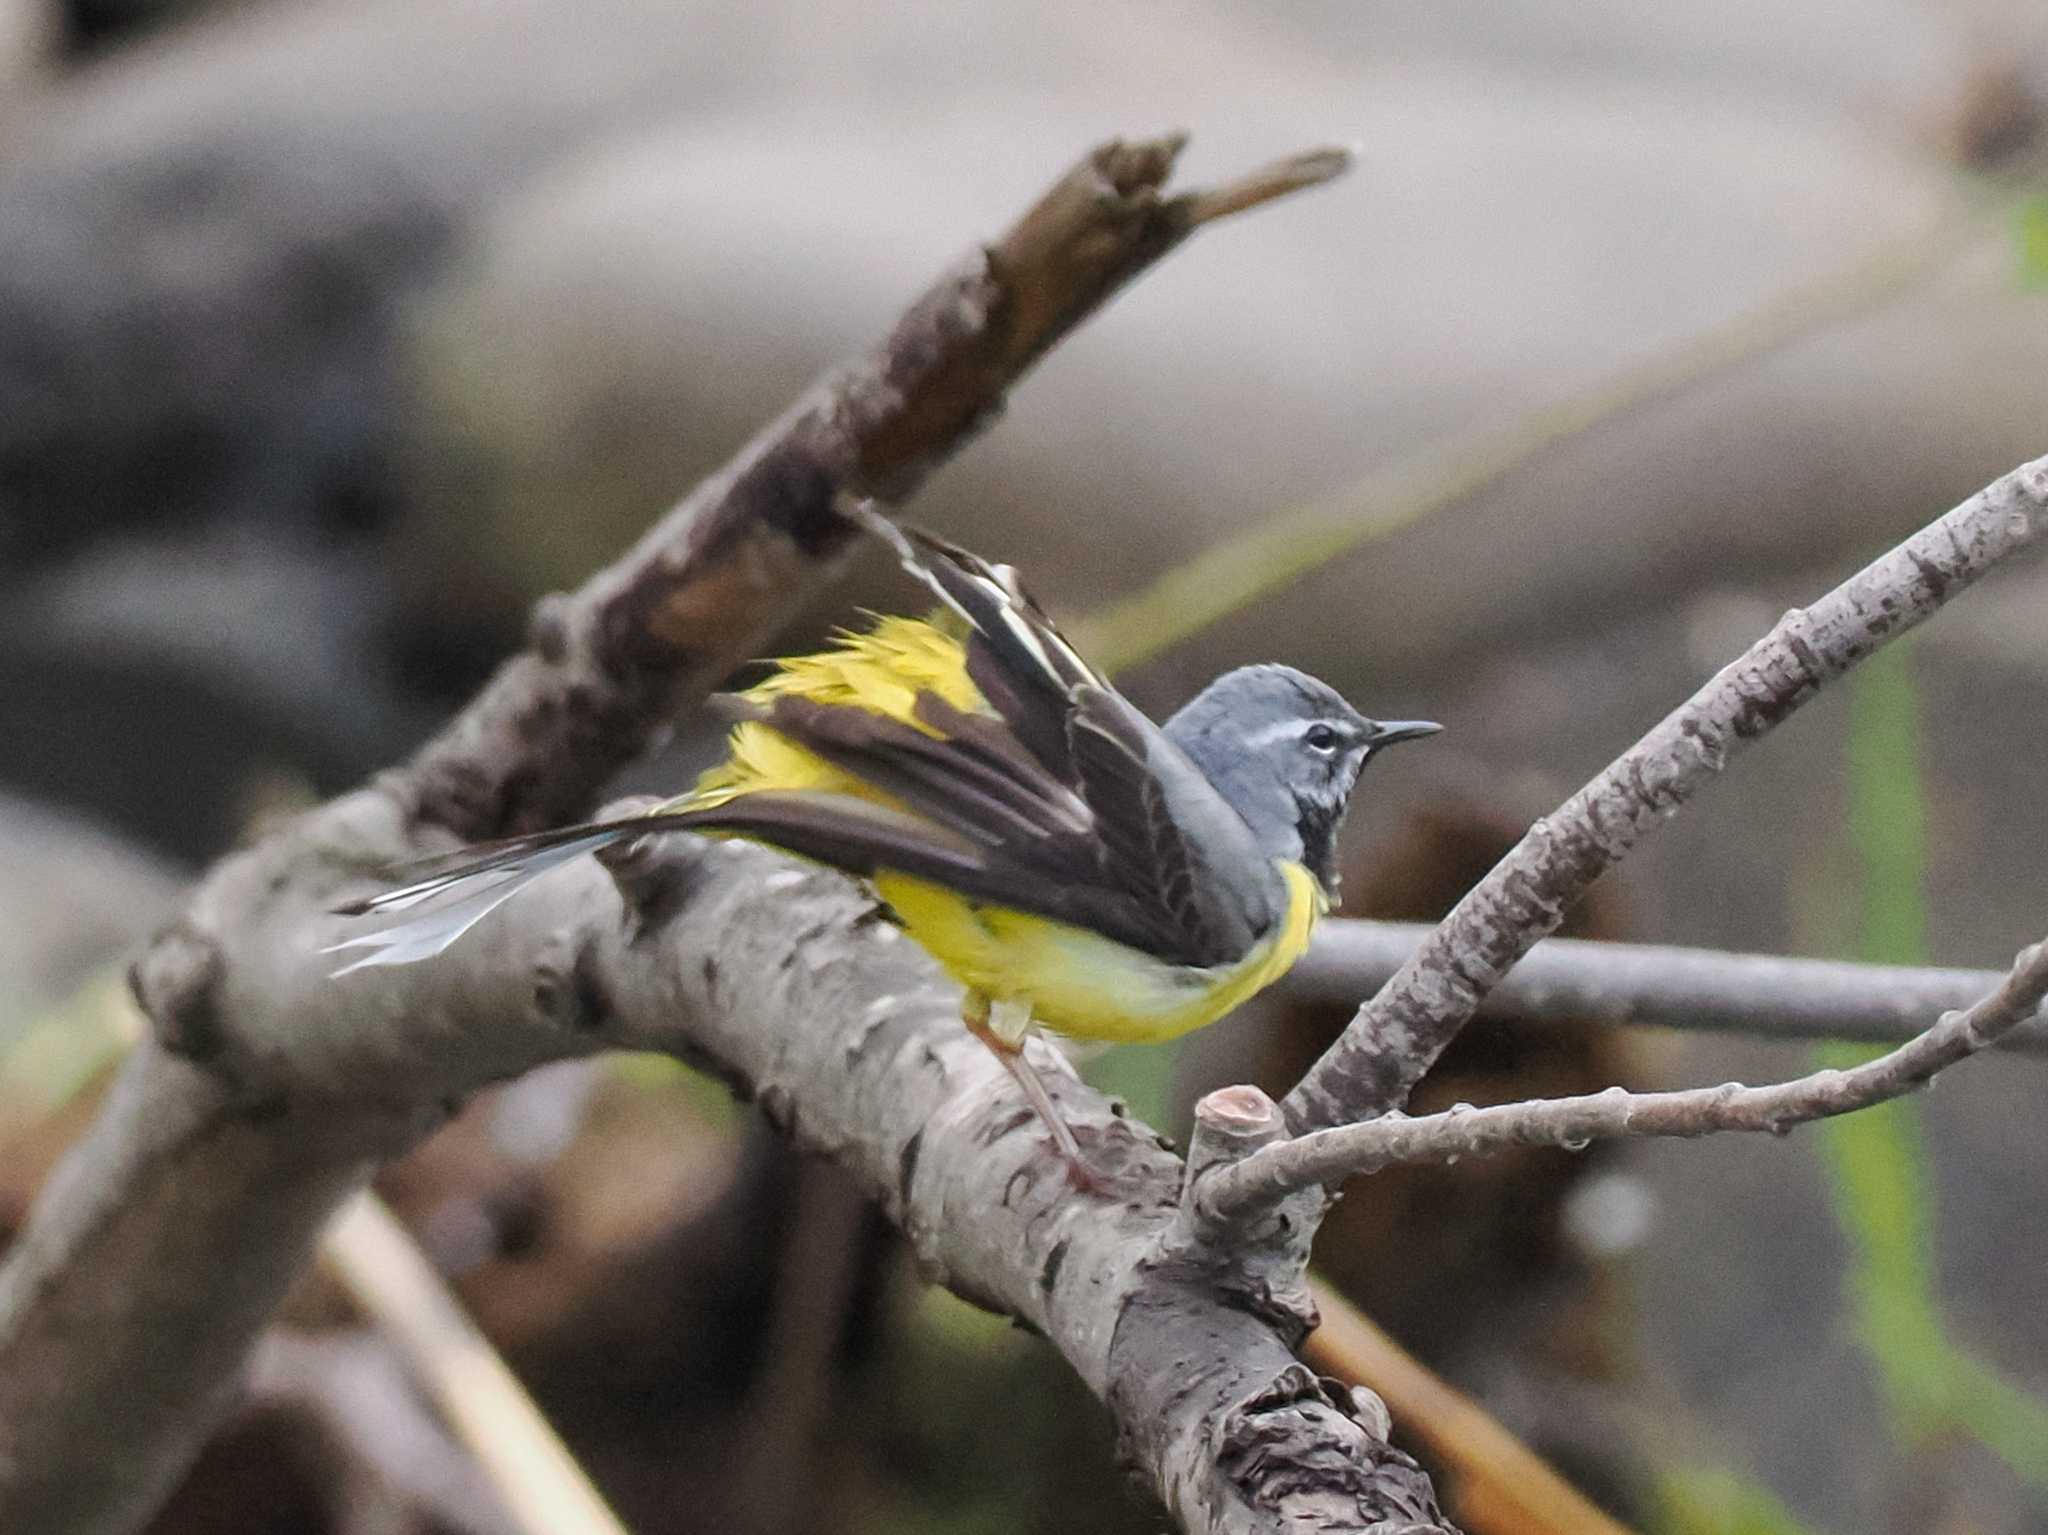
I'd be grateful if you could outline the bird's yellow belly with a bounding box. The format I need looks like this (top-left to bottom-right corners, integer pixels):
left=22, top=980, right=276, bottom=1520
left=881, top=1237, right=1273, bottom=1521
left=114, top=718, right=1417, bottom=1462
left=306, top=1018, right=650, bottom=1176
left=873, top=862, right=1322, bottom=1046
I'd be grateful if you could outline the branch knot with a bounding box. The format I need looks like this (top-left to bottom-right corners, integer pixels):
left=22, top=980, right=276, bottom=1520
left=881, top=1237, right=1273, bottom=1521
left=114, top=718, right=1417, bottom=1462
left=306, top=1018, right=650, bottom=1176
left=130, top=924, right=227, bottom=1063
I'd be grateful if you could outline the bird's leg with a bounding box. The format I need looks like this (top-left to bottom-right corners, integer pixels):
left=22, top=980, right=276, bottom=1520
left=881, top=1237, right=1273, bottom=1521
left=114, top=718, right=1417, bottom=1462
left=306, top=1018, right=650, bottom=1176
left=961, top=993, right=1104, bottom=1192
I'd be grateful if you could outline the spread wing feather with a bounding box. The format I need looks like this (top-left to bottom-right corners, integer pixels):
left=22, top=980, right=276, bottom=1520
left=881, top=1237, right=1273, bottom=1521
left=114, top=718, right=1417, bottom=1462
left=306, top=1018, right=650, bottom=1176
left=744, top=695, right=1087, bottom=855
left=329, top=791, right=1167, bottom=968
left=849, top=504, right=1091, bottom=778
left=908, top=692, right=1087, bottom=823
left=1065, top=685, right=1276, bottom=967
left=854, top=502, right=1283, bottom=965
left=331, top=505, right=1286, bottom=974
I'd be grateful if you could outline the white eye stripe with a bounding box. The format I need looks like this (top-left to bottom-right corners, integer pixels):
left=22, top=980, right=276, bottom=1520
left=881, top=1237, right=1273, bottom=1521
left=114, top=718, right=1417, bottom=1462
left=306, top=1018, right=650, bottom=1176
left=1242, top=718, right=1343, bottom=751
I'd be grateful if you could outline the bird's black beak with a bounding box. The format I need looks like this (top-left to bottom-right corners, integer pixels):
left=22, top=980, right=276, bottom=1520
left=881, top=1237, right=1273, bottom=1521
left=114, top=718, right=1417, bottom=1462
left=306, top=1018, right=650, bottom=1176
left=1364, top=719, right=1443, bottom=748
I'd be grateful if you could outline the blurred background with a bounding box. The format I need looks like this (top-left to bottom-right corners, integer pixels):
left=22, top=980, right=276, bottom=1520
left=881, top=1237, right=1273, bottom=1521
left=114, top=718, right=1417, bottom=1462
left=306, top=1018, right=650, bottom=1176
left=4, top=2, right=2048, bottom=1532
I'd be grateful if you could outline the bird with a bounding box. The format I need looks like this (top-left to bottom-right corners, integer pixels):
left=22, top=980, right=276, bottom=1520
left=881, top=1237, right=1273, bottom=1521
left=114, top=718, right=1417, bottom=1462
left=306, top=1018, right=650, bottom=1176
left=328, top=503, right=1439, bottom=1186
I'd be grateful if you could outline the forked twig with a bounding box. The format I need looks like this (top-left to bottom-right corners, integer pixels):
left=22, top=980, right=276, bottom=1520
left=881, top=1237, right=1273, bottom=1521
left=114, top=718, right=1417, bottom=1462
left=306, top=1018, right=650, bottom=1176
left=1209, top=936, right=2048, bottom=1216
left=1285, top=453, right=2048, bottom=1132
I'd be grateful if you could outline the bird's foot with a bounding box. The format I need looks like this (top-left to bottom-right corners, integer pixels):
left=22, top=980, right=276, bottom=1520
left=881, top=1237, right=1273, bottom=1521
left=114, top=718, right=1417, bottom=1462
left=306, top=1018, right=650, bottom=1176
left=963, top=998, right=1113, bottom=1197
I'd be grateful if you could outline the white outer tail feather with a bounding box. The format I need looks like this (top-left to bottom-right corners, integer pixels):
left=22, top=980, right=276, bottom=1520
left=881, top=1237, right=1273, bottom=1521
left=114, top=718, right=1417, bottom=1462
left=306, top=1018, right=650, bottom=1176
left=331, top=508, right=1072, bottom=977
left=321, top=836, right=609, bottom=975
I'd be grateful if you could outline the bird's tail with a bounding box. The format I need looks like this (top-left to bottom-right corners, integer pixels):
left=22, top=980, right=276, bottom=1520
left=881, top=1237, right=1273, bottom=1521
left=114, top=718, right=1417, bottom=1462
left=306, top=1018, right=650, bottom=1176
left=329, top=504, right=1087, bottom=977
left=322, top=821, right=642, bottom=975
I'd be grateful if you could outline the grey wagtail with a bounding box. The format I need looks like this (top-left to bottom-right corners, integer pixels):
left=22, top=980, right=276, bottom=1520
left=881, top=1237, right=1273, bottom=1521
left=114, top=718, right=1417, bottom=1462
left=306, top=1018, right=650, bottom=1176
left=330, top=505, right=1439, bottom=1183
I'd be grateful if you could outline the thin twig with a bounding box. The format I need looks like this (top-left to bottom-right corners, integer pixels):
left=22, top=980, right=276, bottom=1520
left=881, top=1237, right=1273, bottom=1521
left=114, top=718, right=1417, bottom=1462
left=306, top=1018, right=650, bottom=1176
left=1285, top=920, right=2046, bottom=1055
left=1176, top=145, right=1355, bottom=226
left=247, top=1331, right=522, bottom=1535
left=320, top=1191, right=632, bottom=1535
left=1211, top=935, right=2048, bottom=1213
left=1283, top=452, right=2048, bottom=1133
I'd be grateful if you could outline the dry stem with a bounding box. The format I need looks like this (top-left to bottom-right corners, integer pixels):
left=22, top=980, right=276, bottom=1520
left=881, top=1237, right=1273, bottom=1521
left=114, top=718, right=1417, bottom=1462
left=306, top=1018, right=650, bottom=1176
left=1284, top=453, right=2048, bottom=1132
left=1211, top=936, right=2048, bottom=1215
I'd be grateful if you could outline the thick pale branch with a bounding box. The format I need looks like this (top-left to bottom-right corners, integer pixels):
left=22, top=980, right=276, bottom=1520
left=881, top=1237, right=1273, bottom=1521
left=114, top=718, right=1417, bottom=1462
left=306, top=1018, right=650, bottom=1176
left=1210, top=935, right=2048, bottom=1215
left=1284, top=453, right=2048, bottom=1132
left=0, top=1051, right=392, bottom=1533
left=585, top=841, right=1444, bottom=1532
left=0, top=136, right=1403, bottom=1535
left=207, top=814, right=1457, bottom=1532
left=1289, top=920, right=2046, bottom=1054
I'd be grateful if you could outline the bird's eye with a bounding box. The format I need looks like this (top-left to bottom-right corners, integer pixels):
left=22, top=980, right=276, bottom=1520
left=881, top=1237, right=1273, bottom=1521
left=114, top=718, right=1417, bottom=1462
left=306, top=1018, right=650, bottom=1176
left=1304, top=723, right=1340, bottom=754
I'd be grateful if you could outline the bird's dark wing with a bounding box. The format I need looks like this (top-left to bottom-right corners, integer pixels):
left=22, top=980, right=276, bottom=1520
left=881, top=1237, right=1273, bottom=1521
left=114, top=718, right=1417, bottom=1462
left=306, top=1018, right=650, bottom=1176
left=671, top=791, right=1179, bottom=944
left=741, top=694, right=1089, bottom=854
left=850, top=505, right=1095, bottom=780
left=333, top=510, right=1289, bottom=975
left=326, top=788, right=1172, bottom=972
left=718, top=698, right=1172, bottom=953
left=858, top=505, right=1285, bottom=968
left=1064, top=684, right=1282, bottom=967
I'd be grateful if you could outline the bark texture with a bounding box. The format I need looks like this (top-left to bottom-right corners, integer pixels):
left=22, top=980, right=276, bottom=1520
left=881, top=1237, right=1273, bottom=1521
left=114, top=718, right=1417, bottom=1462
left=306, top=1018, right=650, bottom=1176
left=1284, top=454, right=2048, bottom=1132
left=0, top=135, right=1424, bottom=1535
left=4, top=799, right=1451, bottom=1534
left=1210, top=933, right=2048, bottom=1215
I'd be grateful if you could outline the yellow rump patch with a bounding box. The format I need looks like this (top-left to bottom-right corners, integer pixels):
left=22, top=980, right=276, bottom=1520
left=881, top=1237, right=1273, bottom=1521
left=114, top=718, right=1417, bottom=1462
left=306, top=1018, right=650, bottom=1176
left=681, top=616, right=980, bottom=811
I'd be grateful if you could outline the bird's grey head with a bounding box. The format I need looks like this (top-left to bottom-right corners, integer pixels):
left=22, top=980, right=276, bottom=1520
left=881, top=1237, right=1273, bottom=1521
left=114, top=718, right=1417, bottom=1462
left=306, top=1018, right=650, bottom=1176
left=1162, top=664, right=1440, bottom=897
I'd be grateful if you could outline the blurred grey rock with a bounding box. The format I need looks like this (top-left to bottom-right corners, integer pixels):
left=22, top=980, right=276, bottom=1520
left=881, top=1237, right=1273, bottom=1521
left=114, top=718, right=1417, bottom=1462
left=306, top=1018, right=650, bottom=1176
left=0, top=0, right=50, bottom=135
left=0, top=532, right=433, bottom=859
left=383, top=0, right=2048, bottom=697
left=5, top=0, right=2043, bottom=678
left=0, top=123, right=452, bottom=567
left=0, top=793, right=179, bottom=1039
left=2, top=3, right=2047, bottom=1525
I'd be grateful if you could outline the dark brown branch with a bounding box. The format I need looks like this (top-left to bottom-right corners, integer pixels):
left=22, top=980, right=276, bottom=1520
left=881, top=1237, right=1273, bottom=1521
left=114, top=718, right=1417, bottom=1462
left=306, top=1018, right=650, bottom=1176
left=1283, top=453, right=2048, bottom=1132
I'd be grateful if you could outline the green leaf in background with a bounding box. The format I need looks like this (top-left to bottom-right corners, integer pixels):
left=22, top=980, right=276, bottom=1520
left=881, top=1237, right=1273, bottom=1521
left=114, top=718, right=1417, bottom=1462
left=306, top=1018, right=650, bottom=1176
left=1654, top=1466, right=1821, bottom=1535
left=2013, top=197, right=2048, bottom=290
left=1, top=967, right=142, bottom=1113
left=1823, top=641, right=2048, bottom=1494
left=1820, top=640, right=1948, bottom=1435
left=609, top=1050, right=746, bottom=1132
left=1080, top=1042, right=1176, bottom=1138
